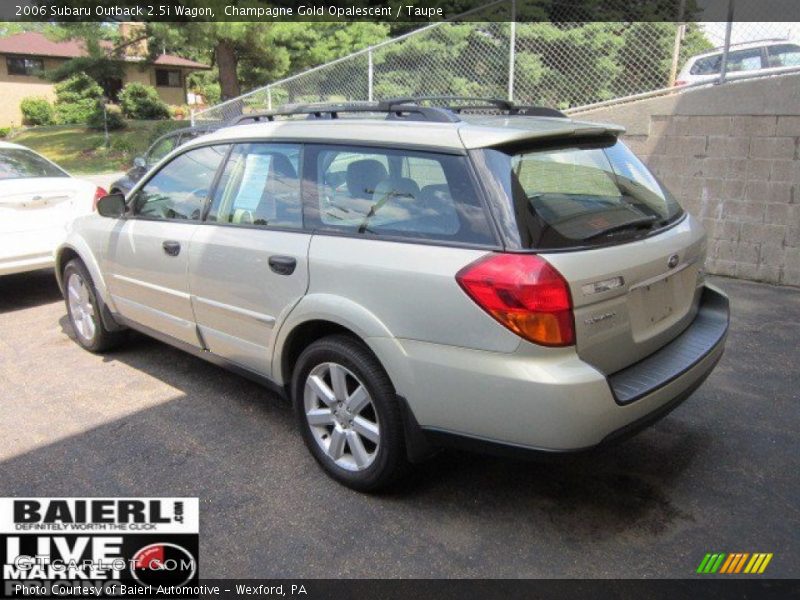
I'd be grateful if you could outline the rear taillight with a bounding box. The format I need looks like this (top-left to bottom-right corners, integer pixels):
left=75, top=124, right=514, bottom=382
left=456, top=253, right=575, bottom=347
left=674, top=80, right=687, bottom=87
left=92, top=187, right=108, bottom=211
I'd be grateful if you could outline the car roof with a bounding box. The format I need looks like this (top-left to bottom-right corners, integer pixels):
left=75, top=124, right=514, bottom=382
left=184, top=115, right=624, bottom=152
left=0, top=141, right=27, bottom=150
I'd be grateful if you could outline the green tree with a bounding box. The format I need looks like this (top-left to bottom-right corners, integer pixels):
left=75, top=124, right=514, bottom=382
left=54, top=73, right=104, bottom=125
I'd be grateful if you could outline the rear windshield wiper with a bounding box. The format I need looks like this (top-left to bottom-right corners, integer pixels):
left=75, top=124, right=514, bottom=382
left=582, top=215, right=658, bottom=241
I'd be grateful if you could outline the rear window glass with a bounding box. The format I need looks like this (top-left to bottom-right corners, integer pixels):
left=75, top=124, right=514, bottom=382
left=0, top=148, right=67, bottom=180
left=304, top=144, right=495, bottom=245
left=477, top=140, right=683, bottom=250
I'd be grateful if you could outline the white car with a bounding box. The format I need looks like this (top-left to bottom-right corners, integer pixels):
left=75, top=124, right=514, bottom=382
left=676, top=39, right=800, bottom=86
left=0, top=142, right=105, bottom=276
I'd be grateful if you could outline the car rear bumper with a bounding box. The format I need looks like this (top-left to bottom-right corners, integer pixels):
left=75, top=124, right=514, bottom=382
left=384, top=284, right=729, bottom=454
left=0, top=253, right=55, bottom=277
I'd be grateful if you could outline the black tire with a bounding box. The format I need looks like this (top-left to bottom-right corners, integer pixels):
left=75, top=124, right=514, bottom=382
left=292, top=334, right=409, bottom=492
left=63, top=259, right=126, bottom=353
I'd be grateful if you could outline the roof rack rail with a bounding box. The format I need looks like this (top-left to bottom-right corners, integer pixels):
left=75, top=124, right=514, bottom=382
left=227, top=96, right=567, bottom=125
left=229, top=100, right=460, bottom=125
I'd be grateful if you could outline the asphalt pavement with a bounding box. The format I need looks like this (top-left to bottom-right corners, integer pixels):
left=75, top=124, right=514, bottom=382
left=0, top=271, right=797, bottom=578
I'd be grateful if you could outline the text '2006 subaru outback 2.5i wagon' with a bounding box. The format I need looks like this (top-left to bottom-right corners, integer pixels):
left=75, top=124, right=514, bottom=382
left=56, top=98, right=729, bottom=491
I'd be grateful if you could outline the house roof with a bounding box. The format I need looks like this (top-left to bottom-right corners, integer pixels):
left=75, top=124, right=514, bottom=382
left=0, top=32, right=209, bottom=69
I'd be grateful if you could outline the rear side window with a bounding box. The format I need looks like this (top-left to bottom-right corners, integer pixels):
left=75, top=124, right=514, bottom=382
left=475, top=140, right=683, bottom=250
left=0, top=148, right=67, bottom=180
left=207, top=143, right=302, bottom=229
left=304, top=144, right=495, bottom=245
left=767, top=43, right=800, bottom=68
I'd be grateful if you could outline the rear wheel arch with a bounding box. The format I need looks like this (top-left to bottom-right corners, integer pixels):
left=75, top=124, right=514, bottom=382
left=280, top=320, right=365, bottom=390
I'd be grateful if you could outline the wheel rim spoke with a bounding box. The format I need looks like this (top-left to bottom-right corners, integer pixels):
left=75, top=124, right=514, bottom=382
left=345, top=385, right=369, bottom=414
left=307, top=375, right=336, bottom=407
left=329, top=364, right=348, bottom=402
left=352, top=416, right=379, bottom=444
left=327, top=428, right=346, bottom=460
left=346, top=430, right=369, bottom=468
left=306, top=408, right=334, bottom=426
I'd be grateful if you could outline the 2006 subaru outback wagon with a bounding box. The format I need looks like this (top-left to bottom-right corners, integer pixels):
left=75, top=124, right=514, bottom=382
left=57, top=98, right=729, bottom=491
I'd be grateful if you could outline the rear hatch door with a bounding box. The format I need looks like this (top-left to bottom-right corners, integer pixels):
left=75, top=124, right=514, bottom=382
left=543, top=216, right=706, bottom=374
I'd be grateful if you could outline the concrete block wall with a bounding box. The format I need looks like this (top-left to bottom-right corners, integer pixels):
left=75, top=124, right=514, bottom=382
left=572, top=73, right=800, bottom=287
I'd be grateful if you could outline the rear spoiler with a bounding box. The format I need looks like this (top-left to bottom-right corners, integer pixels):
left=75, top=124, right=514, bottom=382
left=458, top=121, right=625, bottom=150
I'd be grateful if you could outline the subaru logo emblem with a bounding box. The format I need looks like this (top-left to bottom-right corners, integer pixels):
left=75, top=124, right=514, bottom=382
left=667, top=254, right=679, bottom=269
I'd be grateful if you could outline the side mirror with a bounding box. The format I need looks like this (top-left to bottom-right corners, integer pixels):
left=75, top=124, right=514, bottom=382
left=96, top=193, right=127, bottom=218
left=133, top=156, right=146, bottom=169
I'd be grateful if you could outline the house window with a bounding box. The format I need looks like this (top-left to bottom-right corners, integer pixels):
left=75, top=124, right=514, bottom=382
left=155, top=68, right=181, bottom=87
left=6, top=57, right=44, bottom=76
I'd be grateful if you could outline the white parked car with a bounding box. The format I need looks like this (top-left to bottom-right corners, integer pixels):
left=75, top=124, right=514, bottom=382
left=676, top=39, right=800, bottom=86
left=0, top=142, right=105, bottom=276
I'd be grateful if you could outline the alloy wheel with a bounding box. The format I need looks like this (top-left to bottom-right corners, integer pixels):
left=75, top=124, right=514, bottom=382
left=304, top=362, right=380, bottom=471
left=66, top=272, right=96, bottom=342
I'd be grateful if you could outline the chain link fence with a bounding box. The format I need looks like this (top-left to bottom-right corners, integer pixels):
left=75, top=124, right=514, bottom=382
left=194, top=2, right=798, bottom=124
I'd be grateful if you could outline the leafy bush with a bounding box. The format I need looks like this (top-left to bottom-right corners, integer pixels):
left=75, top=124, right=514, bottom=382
left=118, top=83, right=170, bottom=120
left=0, top=127, right=10, bottom=138
left=87, top=103, right=126, bottom=131
left=54, top=73, right=104, bottom=125
left=20, top=97, right=55, bottom=126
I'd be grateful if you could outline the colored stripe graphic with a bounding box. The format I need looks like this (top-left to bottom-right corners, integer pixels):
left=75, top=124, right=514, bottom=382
left=720, top=553, right=750, bottom=573
left=698, top=553, right=727, bottom=573
left=699, top=552, right=773, bottom=574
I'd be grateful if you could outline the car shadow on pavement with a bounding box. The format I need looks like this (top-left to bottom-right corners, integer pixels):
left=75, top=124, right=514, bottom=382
left=37, top=314, right=707, bottom=546
left=0, top=269, right=62, bottom=314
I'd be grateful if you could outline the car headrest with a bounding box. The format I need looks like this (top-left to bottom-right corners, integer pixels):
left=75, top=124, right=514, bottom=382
left=268, top=153, right=297, bottom=179
left=372, top=177, right=420, bottom=204
left=346, top=159, right=388, bottom=199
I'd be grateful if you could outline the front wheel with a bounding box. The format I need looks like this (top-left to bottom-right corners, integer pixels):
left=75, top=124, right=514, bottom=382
left=63, top=259, right=125, bottom=353
left=292, top=335, right=408, bottom=492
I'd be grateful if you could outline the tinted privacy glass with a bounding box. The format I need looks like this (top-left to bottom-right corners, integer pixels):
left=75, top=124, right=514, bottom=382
left=305, top=144, right=495, bottom=245
left=208, top=143, right=302, bottom=228
left=0, top=149, right=67, bottom=180
left=132, top=145, right=229, bottom=220
left=477, top=140, right=683, bottom=250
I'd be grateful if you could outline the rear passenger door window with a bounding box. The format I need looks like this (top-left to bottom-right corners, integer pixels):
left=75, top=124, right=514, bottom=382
left=304, top=144, right=495, bottom=245
left=726, top=47, right=764, bottom=72
left=207, top=143, right=302, bottom=229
